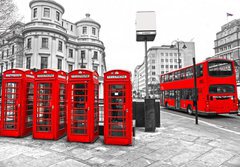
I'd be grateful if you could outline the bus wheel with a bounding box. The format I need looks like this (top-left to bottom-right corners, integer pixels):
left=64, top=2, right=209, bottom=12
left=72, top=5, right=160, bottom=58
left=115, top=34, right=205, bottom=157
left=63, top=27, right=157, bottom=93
left=187, top=105, right=193, bottom=115
left=165, top=102, right=168, bottom=108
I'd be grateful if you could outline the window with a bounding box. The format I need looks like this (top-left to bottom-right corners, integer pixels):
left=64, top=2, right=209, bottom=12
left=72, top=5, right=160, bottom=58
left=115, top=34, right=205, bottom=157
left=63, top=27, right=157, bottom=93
left=68, top=64, right=73, bottom=72
left=81, top=50, right=85, bottom=59
left=174, top=59, right=177, bottom=63
left=69, top=49, right=73, bottom=58
left=93, top=65, right=98, bottom=71
left=170, top=65, right=173, bottom=69
left=174, top=71, right=180, bottom=80
left=1, top=51, right=3, bottom=59
left=33, top=8, right=37, bottom=18
left=180, top=70, right=186, bottom=79
left=196, top=64, right=203, bottom=77
left=93, top=51, right=98, bottom=59
left=170, top=59, right=173, bottom=63
left=174, top=65, right=178, bottom=69
left=57, top=59, right=62, bottom=70
left=56, top=11, right=60, bottom=21
left=0, top=64, right=3, bottom=73
left=41, top=57, right=48, bottom=69
left=26, top=57, right=31, bottom=69
left=165, top=65, right=168, bottom=68
left=82, top=27, right=87, bottom=34
left=165, top=59, right=168, bottom=62
left=58, top=41, right=63, bottom=51
left=208, top=60, right=232, bottom=77
left=152, top=66, right=155, bottom=69
left=7, top=49, right=9, bottom=57
left=71, top=25, right=73, bottom=31
left=152, top=72, right=155, bottom=75
left=43, top=8, right=50, bottom=18
left=161, top=59, right=164, bottom=62
left=42, top=38, right=48, bottom=48
left=209, top=84, right=235, bottom=94
left=11, top=61, right=14, bottom=68
left=186, top=67, right=193, bottom=78
left=161, top=65, right=164, bottom=68
left=12, top=45, right=14, bottom=54
left=92, top=27, right=96, bottom=35
left=27, top=38, right=31, bottom=49
left=5, top=62, right=8, bottom=70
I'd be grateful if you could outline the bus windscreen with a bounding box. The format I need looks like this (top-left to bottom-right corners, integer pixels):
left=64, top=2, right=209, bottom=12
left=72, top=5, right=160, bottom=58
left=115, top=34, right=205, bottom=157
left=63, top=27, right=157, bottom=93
left=208, top=61, right=233, bottom=77
left=209, top=84, right=235, bottom=94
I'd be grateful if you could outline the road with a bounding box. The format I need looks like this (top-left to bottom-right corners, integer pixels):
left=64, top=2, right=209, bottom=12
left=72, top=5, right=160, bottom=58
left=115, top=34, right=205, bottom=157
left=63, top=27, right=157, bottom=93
left=161, top=107, right=240, bottom=134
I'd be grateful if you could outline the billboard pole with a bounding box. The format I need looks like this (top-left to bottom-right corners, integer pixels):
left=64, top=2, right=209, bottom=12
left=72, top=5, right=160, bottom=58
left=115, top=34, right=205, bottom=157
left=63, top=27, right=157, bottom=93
left=145, top=39, right=149, bottom=98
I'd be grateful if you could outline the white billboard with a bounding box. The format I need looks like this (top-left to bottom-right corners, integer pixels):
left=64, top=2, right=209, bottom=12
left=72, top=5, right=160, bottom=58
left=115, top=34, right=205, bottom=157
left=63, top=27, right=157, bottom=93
left=136, top=11, right=156, bottom=41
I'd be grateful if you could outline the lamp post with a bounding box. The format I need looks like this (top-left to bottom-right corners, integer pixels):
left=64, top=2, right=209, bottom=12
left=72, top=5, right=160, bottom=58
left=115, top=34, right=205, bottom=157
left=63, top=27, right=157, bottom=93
left=171, top=40, right=187, bottom=69
left=192, top=55, right=198, bottom=125
left=138, top=73, right=142, bottom=98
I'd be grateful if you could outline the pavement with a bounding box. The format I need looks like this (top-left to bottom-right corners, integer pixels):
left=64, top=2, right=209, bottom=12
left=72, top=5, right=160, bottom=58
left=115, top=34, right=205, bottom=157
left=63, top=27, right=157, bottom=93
left=0, top=110, right=240, bottom=167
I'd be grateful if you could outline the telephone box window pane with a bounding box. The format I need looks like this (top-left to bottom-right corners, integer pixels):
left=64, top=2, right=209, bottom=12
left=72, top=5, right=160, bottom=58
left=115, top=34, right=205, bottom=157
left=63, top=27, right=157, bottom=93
left=4, top=82, right=19, bottom=130
left=59, top=83, right=66, bottom=130
left=71, top=83, right=88, bottom=134
left=36, top=83, right=52, bottom=132
left=26, top=83, right=34, bottom=127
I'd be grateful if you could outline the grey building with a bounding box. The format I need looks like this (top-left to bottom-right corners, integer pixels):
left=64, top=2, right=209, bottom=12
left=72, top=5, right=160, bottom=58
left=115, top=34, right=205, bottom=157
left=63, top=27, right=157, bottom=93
left=133, top=41, right=195, bottom=98
left=213, top=19, right=240, bottom=84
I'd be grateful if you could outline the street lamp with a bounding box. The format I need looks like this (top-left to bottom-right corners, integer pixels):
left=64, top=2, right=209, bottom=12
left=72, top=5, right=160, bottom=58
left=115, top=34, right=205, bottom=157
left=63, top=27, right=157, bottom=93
left=192, top=54, right=198, bottom=125
left=171, top=40, right=187, bottom=69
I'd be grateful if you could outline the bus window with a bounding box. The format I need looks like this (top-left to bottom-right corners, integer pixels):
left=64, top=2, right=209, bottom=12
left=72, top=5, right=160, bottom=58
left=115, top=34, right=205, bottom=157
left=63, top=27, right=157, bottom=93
left=165, top=90, right=169, bottom=98
left=169, top=73, right=173, bottom=81
left=180, top=70, right=186, bottom=79
left=209, top=84, right=235, bottom=94
left=169, top=90, right=175, bottom=98
left=161, top=75, right=164, bottom=83
left=186, top=67, right=193, bottom=78
left=208, top=60, right=233, bottom=77
left=174, top=71, right=180, bottom=80
left=197, top=64, right=203, bottom=77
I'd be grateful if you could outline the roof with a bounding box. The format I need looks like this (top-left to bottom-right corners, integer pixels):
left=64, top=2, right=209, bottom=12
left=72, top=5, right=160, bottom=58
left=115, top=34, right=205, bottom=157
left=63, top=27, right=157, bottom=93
left=76, top=14, right=101, bottom=28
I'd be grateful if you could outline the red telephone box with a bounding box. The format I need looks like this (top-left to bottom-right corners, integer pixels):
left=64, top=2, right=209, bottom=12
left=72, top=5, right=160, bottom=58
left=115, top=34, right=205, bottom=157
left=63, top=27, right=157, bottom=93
left=104, top=70, right=132, bottom=145
left=33, top=69, right=67, bottom=140
left=0, top=69, right=34, bottom=137
left=67, top=69, right=99, bottom=143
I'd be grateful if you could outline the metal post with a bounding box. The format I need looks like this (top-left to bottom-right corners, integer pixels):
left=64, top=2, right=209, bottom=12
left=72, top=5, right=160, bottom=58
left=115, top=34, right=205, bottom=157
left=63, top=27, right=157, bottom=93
left=145, top=40, right=149, bottom=98
left=193, top=57, right=198, bottom=124
left=138, top=73, right=140, bottom=98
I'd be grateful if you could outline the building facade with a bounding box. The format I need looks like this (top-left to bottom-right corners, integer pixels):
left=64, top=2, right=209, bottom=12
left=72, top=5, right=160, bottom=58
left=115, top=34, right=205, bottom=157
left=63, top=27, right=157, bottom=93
left=0, top=0, right=106, bottom=96
left=133, top=42, right=195, bottom=98
left=213, top=19, right=240, bottom=84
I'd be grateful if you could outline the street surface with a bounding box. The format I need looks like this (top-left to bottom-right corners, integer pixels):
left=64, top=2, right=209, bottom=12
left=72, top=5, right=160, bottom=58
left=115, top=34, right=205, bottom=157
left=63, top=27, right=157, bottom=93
left=161, top=107, right=240, bottom=133
left=0, top=110, right=240, bottom=166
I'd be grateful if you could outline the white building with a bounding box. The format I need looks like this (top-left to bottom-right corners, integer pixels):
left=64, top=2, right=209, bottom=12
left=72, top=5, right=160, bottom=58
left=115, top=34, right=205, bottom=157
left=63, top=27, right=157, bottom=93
left=0, top=0, right=106, bottom=97
left=133, top=42, right=195, bottom=98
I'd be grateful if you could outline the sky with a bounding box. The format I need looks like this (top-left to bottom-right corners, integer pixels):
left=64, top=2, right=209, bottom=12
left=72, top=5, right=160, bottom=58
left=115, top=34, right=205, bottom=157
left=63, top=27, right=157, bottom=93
left=14, top=0, right=240, bottom=74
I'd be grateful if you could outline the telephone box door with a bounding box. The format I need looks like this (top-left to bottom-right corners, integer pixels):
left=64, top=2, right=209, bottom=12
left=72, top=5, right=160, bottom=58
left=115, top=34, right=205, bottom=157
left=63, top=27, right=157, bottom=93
left=70, top=82, right=89, bottom=137
left=35, top=82, right=54, bottom=137
left=2, top=80, right=21, bottom=134
left=108, top=83, right=128, bottom=138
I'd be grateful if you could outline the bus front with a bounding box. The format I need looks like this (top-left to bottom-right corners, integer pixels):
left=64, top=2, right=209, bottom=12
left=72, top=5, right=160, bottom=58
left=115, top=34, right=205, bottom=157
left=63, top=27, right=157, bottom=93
left=206, top=59, right=238, bottom=114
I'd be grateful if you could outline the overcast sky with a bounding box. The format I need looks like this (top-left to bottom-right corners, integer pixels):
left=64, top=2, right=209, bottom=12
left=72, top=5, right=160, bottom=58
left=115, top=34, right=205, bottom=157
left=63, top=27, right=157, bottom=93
left=14, top=0, right=240, bottom=74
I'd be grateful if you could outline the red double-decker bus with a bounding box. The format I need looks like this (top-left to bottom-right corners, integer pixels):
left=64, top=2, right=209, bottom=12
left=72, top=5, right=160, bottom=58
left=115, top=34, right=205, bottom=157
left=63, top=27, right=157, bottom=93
left=160, top=59, right=239, bottom=115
